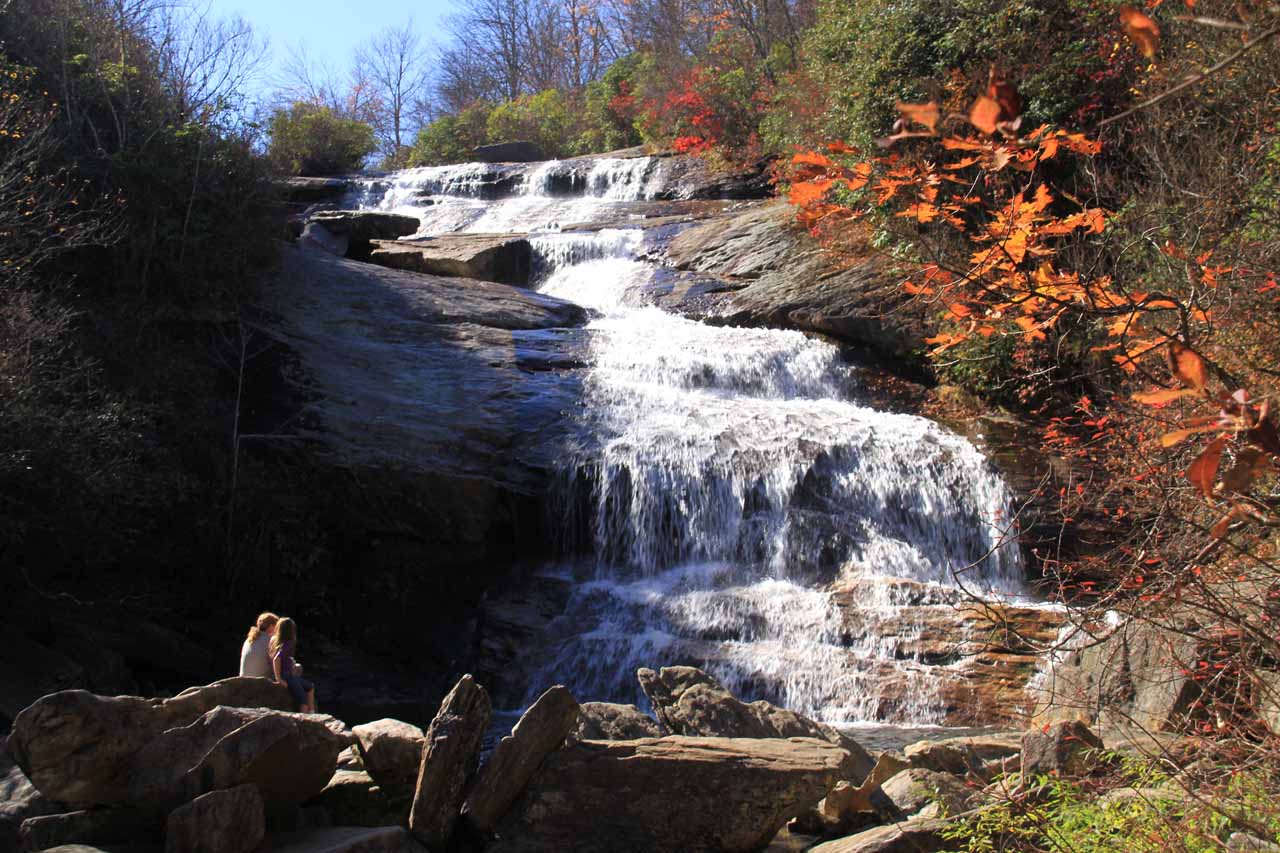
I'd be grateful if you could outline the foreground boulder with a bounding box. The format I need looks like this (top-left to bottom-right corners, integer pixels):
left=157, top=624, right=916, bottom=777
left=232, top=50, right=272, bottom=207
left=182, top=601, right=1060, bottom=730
left=311, top=770, right=405, bottom=828
left=408, top=675, right=490, bottom=849
left=638, top=667, right=875, bottom=783
left=569, top=702, right=664, bottom=742
left=878, top=768, right=975, bottom=820
left=490, top=736, right=858, bottom=852
left=19, top=807, right=158, bottom=850
left=128, top=706, right=353, bottom=814
left=164, top=784, right=264, bottom=853
left=462, top=685, right=578, bottom=836
left=904, top=734, right=1021, bottom=777
left=810, top=818, right=950, bottom=853
left=7, top=678, right=291, bottom=807
left=816, top=752, right=910, bottom=829
left=1, top=738, right=54, bottom=853
left=352, top=720, right=425, bottom=800
left=1021, top=721, right=1105, bottom=778
left=370, top=234, right=532, bottom=285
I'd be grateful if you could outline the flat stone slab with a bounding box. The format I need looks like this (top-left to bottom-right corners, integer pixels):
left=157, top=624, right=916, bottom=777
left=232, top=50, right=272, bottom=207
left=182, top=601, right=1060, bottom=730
left=264, top=826, right=424, bottom=852
left=370, top=234, right=532, bottom=285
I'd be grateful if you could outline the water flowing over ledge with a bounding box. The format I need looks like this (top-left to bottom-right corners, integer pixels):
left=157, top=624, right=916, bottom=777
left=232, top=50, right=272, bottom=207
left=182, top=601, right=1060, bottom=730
left=353, top=156, right=1029, bottom=724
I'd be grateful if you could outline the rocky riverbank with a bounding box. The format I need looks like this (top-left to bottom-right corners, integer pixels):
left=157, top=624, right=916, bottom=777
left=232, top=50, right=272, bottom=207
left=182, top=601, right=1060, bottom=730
left=2, top=664, right=1237, bottom=853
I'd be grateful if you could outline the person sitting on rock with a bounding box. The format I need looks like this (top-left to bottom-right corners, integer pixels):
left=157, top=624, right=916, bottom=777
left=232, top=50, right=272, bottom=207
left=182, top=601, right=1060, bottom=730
left=270, top=616, right=317, bottom=713
left=239, top=611, right=278, bottom=679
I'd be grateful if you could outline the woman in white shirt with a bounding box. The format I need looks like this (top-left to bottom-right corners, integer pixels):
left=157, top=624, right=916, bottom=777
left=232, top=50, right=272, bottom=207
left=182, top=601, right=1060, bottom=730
left=239, top=612, right=279, bottom=678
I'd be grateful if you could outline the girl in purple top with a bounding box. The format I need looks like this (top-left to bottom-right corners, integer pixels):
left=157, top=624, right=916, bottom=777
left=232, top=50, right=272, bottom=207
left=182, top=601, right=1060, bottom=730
left=270, top=617, right=317, bottom=712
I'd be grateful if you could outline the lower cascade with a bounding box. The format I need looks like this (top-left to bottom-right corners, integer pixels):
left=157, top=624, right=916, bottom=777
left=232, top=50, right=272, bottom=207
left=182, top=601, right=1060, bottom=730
left=355, top=159, right=1026, bottom=725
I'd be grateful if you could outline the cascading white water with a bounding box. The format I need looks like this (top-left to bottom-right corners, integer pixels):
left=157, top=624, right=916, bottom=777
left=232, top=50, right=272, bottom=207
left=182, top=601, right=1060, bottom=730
left=355, top=156, right=1025, bottom=723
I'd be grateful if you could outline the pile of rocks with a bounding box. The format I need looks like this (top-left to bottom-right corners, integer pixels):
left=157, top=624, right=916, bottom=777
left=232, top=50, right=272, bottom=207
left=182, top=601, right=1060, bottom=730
left=0, top=666, right=1157, bottom=853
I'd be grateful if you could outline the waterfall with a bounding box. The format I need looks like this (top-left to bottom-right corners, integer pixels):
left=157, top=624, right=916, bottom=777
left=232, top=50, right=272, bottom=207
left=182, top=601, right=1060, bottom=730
left=355, top=157, right=1026, bottom=724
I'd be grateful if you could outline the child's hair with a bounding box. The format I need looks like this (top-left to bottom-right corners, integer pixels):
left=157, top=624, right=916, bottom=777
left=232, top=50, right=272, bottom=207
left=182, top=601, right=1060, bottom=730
left=246, top=612, right=279, bottom=643
left=270, top=617, right=297, bottom=657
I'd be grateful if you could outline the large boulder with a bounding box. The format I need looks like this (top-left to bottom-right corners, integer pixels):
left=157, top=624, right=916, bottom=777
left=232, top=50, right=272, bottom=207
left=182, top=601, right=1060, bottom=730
left=1, top=738, right=55, bottom=853
left=369, top=234, right=532, bottom=285
left=637, top=667, right=875, bottom=783
left=819, top=752, right=910, bottom=824
left=809, top=819, right=950, bottom=853
left=305, top=211, right=421, bottom=260
left=570, top=702, right=664, bottom=742
left=164, top=784, right=264, bottom=853
left=310, top=770, right=405, bottom=828
left=352, top=720, right=425, bottom=799
left=19, top=807, right=158, bottom=851
left=461, top=685, right=578, bottom=836
left=126, top=706, right=353, bottom=815
left=877, top=768, right=975, bottom=820
left=7, top=678, right=292, bottom=807
left=490, top=736, right=859, bottom=853
left=1029, top=618, right=1201, bottom=732
left=903, top=734, right=1021, bottom=777
left=408, top=675, right=490, bottom=849
left=1021, top=721, right=1105, bottom=778
left=0, top=626, right=88, bottom=729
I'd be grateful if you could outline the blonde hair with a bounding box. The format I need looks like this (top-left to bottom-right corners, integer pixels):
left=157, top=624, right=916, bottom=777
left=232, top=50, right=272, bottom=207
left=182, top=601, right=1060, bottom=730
left=270, top=617, right=297, bottom=657
left=246, top=611, right=279, bottom=643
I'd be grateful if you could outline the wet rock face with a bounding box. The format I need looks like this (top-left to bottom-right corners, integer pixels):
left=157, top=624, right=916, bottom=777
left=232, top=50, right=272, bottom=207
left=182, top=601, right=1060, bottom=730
left=304, top=211, right=421, bottom=260
left=490, top=736, right=858, bottom=853
left=827, top=579, right=1065, bottom=726
left=662, top=201, right=925, bottom=360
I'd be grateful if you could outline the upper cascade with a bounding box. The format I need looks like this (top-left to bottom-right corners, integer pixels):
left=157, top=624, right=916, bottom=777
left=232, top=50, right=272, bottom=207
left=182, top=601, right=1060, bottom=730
left=351, top=162, right=1028, bottom=725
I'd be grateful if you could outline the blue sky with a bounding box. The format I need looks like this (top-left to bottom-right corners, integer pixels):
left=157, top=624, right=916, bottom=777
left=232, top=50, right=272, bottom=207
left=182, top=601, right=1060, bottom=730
left=206, top=0, right=453, bottom=96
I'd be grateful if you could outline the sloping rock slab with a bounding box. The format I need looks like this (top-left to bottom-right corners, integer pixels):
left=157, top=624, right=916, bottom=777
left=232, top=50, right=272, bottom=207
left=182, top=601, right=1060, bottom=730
left=265, top=826, right=424, bottom=852
left=638, top=667, right=875, bottom=783
left=663, top=201, right=922, bottom=359
left=8, top=679, right=292, bottom=807
left=490, top=736, right=857, bottom=853
left=2, top=737, right=55, bottom=853
left=809, top=819, right=950, bottom=853
left=20, top=808, right=159, bottom=851
left=370, top=235, right=532, bottom=285
left=462, top=685, right=578, bottom=835
left=408, top=676, right=490, bottom=848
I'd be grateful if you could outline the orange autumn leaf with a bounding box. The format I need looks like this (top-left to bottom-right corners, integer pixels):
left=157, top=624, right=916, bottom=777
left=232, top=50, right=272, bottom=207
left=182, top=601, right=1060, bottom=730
left=896, top=101, right=941, bottom=132
left=1120, top=6, right=1161, bottom=58
left=792, top=151, right=835, bottom=170
left=1167, top=341, right=1210, bottom=391
left=1132, top=388, right=1198, bottom=405
left=789, top=178, right=834, bottom=207
left=968, top=96, right=1002, bottom=134
left=1160, top=424, right=1223, bottom=447
left=1186, top=436, right=1227, bottom=498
